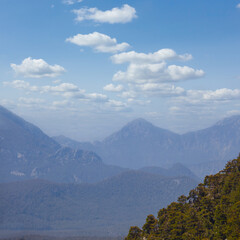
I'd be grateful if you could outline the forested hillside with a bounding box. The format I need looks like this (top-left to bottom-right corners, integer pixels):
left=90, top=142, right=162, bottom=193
left=0, top=171, right=197, bottom=236
left=125, top=155, right=240, bottom=240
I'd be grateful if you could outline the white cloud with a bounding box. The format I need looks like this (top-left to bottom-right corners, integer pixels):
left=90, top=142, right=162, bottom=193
left=111, top=49, right=192, bottom=64
left=73, top=4, right=137, bottom=24
left=113, top=62, right=204, bottom=83
left=11, top=57, right=65, bottom=78
left=118, top=83, right=185, bottom=99
left=103, top=83, right=124, bottom=92
left=104, top=99, right=131, bottom=112
left=134, top=83, right=185, bottom=96
left=3, top=80, right=39, bottom=91
left=66, top=32, right=130, bottom=53
left=127, top=98, right=151, bottom=106
left=175, top=88, right=240, bottom=105
left=42, top=83, right=79, bottom=93
left=63, top=0, right=82, bottom=5
left=169, top=106, right=181, bottom=112
left=52, top=100, right=72, bottom=108
left=236, top=3, right=240, bottom=8
left=19, top=97, right=45, bottom=105
left=86, top=93, right=108, bottom=102
left=4, top=80, right=112, bottom=105
left=227, top=110, right=240, bottom=115
left=120, top=90, right=137, bottom=99
left=202, top=88, right=240, bottom=101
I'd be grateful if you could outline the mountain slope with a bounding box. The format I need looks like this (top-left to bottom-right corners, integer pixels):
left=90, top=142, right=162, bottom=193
left=0, top=106, right=125, bottom=183
left=182, top=115, right=240, bottom=170
left=125, top=155, right=240, bottom=240
left=0, top=172, right=197, bottom=236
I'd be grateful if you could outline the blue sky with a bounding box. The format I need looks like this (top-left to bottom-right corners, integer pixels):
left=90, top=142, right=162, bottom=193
left=1, top=0, right=240, bottom=141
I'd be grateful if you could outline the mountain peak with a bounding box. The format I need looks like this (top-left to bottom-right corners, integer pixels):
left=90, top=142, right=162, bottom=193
left=125, top=118, right=154, bottom=129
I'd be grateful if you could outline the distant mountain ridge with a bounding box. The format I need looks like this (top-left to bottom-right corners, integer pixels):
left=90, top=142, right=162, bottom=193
left=54, top=115, right=240, bottom=177
left=0, top=105, right=125, bottom=183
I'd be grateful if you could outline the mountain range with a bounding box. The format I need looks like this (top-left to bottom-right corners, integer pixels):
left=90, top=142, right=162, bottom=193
left=1, top=105, right=239, bottom=236
left=0, top=106, right=125, bottom=183
left=54, top=116, right=240, bottom=177
left=0, top=105, right=199, bottom=182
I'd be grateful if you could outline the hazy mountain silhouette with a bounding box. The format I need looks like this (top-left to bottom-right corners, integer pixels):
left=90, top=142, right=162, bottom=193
left=55, top=116, right=240, bottom=178
left=0, top=106, right=125, bottom=183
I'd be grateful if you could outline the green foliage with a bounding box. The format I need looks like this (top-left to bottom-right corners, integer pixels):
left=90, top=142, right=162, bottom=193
left=125, top=226, right=142, bottom=240
left=126, top=155, right=240, bottom=239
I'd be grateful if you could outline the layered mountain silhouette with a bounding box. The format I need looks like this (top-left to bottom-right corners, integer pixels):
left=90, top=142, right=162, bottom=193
left=0, top=172, right=197, bottom=236
left=0, top=106, right=125, bottom=183
left=54, top=116, right=240, bottom=178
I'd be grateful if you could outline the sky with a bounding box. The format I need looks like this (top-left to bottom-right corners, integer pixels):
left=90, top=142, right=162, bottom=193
left=1, top=0, right=240, bottom=141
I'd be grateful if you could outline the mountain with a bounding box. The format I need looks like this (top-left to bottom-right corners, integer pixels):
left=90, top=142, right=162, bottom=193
left=54, top=116, right=240, bottom=178
left=0, top=172, right=197, bottom=236
left=54, top=118, right=182, bottom=169
left=182, top=115, right=240, bottom=173
left=0, top=106, right=125, bottom=183
left=125, top=156, right=240, bottom=240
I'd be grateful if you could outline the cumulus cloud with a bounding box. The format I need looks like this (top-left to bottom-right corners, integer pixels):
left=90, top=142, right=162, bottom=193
left=103, top=99, right=131, bottom=112
left=175, top=88, right=240, bottom=105
left=73, top=4, right=137, bottom=24
left=202, top=88, right=240, bottom=101
left=3, top=80, right=120, bottom=106
left=103, top=83, right=124, bottom=92
left=66, top=32, right=130, bottom=53
left=63, top=0, right=82, bottom=5
left=42, top=83, right=79, bottom=93
left=3, top=80, right=39, bottom=91
left=87, top=93, right=108, bottom=102
left=134, top=83, right=185, bottom=96
left=11, top=57, right=65, bottom=78
left=117, top=82, right=185, bottom=99
left=18, top=97, right=45, bottom=105
left=111, top=49, right=192, bottom=64
left=127, top=98, right=151, bottom=106
left=52, top=100, right=72, bottom=108
left=111, top=48, right=204, bottom=90
left=113, top=62, right=204, bottom=83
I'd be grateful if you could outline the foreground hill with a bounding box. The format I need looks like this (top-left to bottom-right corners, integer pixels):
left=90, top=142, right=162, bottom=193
left=125, top=155, right=240, bottom=240
left=0, top=172, right=197, bottom=236
left=55, top=116, right=240, bottom=177
left=0, top=106, right=125, bottom=183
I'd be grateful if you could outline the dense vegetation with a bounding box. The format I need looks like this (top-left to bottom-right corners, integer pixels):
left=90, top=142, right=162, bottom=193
left=125, top=156, right=240, bottom=240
